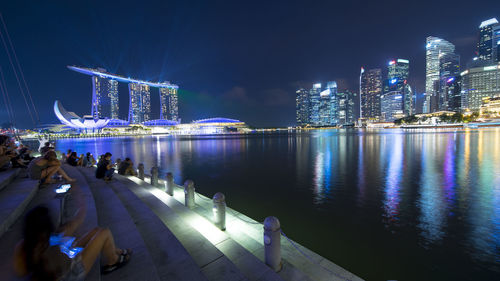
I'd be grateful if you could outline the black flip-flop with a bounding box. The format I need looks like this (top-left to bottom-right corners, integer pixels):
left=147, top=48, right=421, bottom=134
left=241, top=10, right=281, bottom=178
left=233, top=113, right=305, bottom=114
left=101, top=252, right=131, bottom=274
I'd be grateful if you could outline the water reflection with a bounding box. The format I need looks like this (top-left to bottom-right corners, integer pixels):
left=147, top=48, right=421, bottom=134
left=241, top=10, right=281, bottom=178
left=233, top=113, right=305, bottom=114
left=55, top=129, right=500, bottom=279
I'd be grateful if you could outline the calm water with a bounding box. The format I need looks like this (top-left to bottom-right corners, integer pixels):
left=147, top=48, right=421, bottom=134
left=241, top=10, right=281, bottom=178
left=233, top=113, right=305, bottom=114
left=56, top=129, right=500, bottom=281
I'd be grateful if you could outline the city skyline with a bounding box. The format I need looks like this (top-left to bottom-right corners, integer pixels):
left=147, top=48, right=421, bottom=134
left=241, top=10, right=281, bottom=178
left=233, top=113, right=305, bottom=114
left=0, top=1, right=499, bottom=128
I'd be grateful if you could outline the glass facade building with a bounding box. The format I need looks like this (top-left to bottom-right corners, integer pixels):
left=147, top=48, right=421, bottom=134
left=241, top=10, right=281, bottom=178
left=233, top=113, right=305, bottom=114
left=128, top=83, right=151, bottom=124
left=478, top=18, right=499, bottom=61
left=360, top=68, right=382, bottom=120
left=425, top=37, right=455, bottom=113
left=383, top=59, right=413, bottom=117
left=159, top=87, right=179, bottom=121
left=296, top=88, right=310, bottom=126
left=461, top=63, right=500, bottom=111
left=91, top=74, right=119, bottom=120
left=439, top=53, right=461, bottom=111
left=380, top=91, right=404, bottom=122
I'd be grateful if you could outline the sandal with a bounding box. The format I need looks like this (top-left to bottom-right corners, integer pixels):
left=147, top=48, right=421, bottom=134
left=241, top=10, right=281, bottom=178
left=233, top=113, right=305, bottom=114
left=101, top=252, right=131, bottom=274
left=119, top=248, right=133, bottom=256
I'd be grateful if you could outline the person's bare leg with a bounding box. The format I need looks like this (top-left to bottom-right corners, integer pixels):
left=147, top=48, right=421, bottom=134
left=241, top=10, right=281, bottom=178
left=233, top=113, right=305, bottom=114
left=74, top=227, right=101, bottom=248
left=80, top=227, right=122, bottom=273
left=56, top=166, right=76, bottom=182
left=41, top=166, right=59, bottom=183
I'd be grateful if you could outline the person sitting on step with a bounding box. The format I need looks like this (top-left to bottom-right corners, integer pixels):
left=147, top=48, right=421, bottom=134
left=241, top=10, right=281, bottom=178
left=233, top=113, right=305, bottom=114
left=117, top=158, right=137, bottom=176
left=66, top=152, right=80, bottom=167
left=82, top=152, right=96, bottom=168
left=95, top=152, right=115, bottom=181
left=27, top=151, right=76, bottom=184
left=13, top=185, right=132, bottom=280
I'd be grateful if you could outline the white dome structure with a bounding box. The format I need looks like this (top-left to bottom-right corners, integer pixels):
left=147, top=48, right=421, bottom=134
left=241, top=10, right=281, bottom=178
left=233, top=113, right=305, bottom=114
left=54, top=100, right=109, bottom=129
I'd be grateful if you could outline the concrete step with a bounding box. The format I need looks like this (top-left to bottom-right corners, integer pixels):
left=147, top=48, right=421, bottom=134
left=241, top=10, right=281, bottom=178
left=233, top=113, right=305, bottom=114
left=114, top=174, right=286, bottom=281
left=0, top=181, right=57, bottom=280
left=0, top=168, right=20, bottom=192
left=108, top=174, right=250, bottom=281
left=0, top=177, right=38, bottom=238
left=60, top=165, right=101, bottom=281
left=75, top=167, right=160, bottom=281
left=102, top=173, right=210, bottom=281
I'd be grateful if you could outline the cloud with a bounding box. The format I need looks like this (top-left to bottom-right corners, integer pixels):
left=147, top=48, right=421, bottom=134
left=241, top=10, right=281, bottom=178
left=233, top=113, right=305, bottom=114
left=263, top=88, right=293, bottom=106
left=223, top=86, right=251, bottom=103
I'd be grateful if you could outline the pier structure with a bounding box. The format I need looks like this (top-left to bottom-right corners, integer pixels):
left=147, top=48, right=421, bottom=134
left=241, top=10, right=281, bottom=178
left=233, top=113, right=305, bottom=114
left=0, top=159, right=363, bottom=281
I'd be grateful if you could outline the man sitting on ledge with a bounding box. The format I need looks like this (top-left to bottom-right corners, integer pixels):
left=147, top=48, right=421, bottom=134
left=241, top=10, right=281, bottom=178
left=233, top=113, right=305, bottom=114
left=118, top=158, right=137, bottom=176
left=95, top=152, right=115, bottom=181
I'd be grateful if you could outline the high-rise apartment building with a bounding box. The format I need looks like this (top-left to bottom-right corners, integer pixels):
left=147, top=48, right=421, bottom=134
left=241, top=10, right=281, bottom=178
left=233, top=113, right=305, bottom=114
left=91, top=72, right=119, bottom=120
left=128, top=83, right=151, bottom=124
left=425, top=37, right=455, bottom=113
left=461, top=63, right=500, bottom=111
left=159, top=87, right=179, bottom=121
left=360, top=68, right=382, bottom=120
left=478, top=18, right=499, bottom=61
left=296, top=88, right=309, bottom=126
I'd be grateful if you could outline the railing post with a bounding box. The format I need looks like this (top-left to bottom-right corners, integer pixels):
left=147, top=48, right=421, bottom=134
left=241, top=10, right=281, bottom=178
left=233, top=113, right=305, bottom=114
left=264, top=216, right=282, bottom=272
left=138, top=163, right=144, bottom=180
left=212, top=192, right=226, bottom=230
left=165, top=172, right=174, bottom=196
left=184, top=180, right=195, bottom=208
left=151, top=166, right=159, bottom=186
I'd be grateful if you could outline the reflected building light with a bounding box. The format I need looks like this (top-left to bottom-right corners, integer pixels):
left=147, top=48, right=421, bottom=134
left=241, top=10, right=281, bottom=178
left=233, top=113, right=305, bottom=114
left=383, top=134, right=403, bottom=225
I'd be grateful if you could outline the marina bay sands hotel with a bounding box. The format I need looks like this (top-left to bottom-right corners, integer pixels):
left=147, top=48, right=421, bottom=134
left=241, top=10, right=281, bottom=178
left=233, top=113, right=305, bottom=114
left=68, top=66, right=179, bottom=125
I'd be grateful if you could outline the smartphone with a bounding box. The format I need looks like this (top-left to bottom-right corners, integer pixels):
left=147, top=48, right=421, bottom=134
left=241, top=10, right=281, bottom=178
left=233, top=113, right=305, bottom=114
left=61, top=246, right=83, bottom=259
left=55, top=184, right=71, bottom=194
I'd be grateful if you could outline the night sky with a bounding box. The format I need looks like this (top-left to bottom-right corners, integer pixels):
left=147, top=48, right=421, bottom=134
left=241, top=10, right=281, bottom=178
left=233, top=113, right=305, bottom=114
left=1, top=0, right=499, bottom=128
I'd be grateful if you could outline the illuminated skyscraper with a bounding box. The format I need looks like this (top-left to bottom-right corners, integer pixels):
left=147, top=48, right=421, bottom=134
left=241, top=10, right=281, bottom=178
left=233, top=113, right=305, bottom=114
left=91, top=71, right=119, bottom=120
left=296, top=88, right=309, bottom=126
left=461, top=63, right=500, bottom=111
left=478, top=18, right=499, bottom=61
left=384, top=59, right=412, bottom=117
left=159, top=87, right=179, bottom=121
left=439, top=53, right=460, bottom=111
left=425, top=36, right=455, bottom=113
left=360, top=68, right=382, bottom=120
left=494, top=24, right=500, bottom=62
left=309, top=83, right=322, bottom=125
left=128, top=83, right=151, bottom=124
left=318, top=81, right=338, bottom=126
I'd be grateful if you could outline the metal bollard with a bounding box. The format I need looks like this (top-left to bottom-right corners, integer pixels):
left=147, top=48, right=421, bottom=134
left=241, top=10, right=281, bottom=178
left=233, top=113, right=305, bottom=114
left=184, top=180, right=195, bottom=208
left=263, top=216, right=282, bottom=272
left=151, top=166, right=159, bottom=186
left=115, top=158, right=122, bottom=168
left=138, top=163, right=144, bottom=180
left=165, top=172, right=174, bottom=196
left=212, top=192, right=226, bottom=230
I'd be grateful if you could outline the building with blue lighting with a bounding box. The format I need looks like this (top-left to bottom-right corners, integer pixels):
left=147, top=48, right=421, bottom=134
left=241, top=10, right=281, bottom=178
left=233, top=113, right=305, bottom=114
left=67, top=66, right=179, bottom=125
left=380, top=91, right=404, bottom=122
left=383, top=59, right=413, bottom=118
left=425, top=37, right=455, bottom=113
left=478, top=18, right=499, bottom=62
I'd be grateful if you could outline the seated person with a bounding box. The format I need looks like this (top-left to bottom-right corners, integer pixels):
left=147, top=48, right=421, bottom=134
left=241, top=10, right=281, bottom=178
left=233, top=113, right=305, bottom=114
left=27, top=151, right=76, bottom=184
left=0, top=135, right=22, bottom=169
left=40, top=142, right=52, bottom=155
left=117, top=158, right=137, bottom=176
left=82, top=152, right=96, bottom=168
left=66, top=152, right=79, bottom=166
left=77, top=154, right=85, bottom=166
left=96, top=152, right=115, bottom=181
left=13, top=185, right=132, bottom=280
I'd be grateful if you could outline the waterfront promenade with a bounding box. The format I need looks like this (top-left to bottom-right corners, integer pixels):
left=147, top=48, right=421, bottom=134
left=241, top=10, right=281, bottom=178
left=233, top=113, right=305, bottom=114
left=0, top=162, right=362, bottom=281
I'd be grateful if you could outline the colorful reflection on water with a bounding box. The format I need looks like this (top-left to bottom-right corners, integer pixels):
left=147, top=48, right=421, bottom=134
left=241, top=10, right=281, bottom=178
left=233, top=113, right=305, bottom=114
left=56, top=128, right=500, bottom=280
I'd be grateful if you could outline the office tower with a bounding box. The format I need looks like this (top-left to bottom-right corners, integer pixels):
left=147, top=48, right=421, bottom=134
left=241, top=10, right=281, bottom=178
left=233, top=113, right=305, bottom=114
left=478, top=18, right=499, bottom=61
left=441, top=76, right=462, bottom=112
left=317, top=81, right=338, bottom=126
left=91, top=75, right=119, bottom=120
left=128, top=83, right=151, bottom=124
left=461, top=63, right=500, bottom=111
left=360, top=68, right=382, bottom=120
left=425, top=37, right=455, bottom=113
left=159, top=87, right=179, bottom=121
left=383, top=59, right=413, bottom=117
left=336, top=89, right=357, bottom=125
left=296, top=88, right=309, bottom=126
left=494, top=24, right=500, bottom=62
left=380, top=91, right=404, bottom=122
left=309, top=83, right=322, bottom=125
left=439, top=53, right=461, bottom=111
